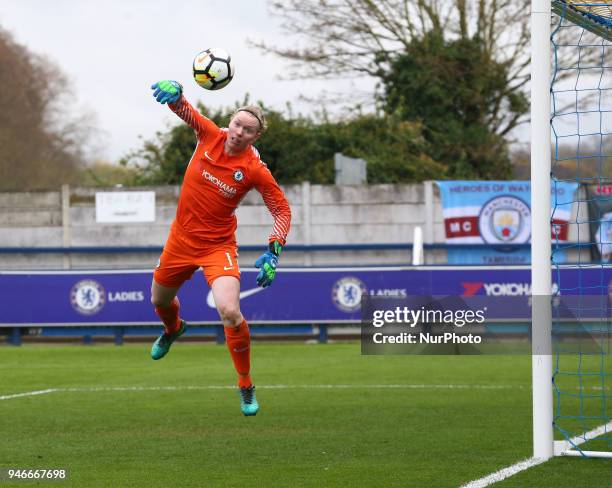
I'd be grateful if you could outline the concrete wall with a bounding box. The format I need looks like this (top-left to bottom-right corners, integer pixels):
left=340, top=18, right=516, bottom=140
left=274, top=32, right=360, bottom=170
left=0, top=182, right=588, bottom=269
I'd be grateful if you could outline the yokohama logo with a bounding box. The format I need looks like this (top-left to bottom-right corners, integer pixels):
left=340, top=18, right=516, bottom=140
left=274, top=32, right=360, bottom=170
left=202, top=169, right=236, bottom=195
left=483, top=283, right=531, bottom=296
left=462, top=282, right=532, bottom=296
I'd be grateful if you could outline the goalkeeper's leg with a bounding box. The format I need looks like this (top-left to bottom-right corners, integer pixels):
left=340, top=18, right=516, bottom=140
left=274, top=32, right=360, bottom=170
left=150, top=280, right=186, bottom=360
left=210, top=275, right=259, bottom=416
left=151, top=233, right=198, bottom=336
left=151, top=277, right=183, bottom=334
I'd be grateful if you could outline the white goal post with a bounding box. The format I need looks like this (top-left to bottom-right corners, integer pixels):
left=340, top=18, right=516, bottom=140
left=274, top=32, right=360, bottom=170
left=531, top=0, right=612, bottom=460
left=531, top=0, right=555, bottom=461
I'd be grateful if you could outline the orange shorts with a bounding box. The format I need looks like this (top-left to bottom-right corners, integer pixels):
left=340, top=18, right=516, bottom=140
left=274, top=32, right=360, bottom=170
left=153, top=229, right=240, bottom=288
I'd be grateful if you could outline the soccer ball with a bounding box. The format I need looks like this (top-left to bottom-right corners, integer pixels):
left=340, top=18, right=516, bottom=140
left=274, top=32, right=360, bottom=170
left=192, top=48, right=234, bottom=90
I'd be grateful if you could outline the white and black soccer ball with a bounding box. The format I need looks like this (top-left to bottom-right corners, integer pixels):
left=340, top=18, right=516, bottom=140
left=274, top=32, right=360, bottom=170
left=192, top=48, right=234, bottom=90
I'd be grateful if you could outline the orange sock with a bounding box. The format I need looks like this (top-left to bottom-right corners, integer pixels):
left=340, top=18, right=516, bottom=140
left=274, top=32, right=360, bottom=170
left=224, top=320, right=252, bottom=388
left=155, top=296, right=181, bottom=334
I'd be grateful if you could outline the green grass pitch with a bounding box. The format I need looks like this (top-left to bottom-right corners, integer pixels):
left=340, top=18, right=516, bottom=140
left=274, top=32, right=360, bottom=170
left=0, top=343, right=609, bottom=487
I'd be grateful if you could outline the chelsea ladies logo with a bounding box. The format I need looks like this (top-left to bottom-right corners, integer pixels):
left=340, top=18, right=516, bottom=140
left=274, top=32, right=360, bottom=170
left=70, top=279, right=106, bottom=315
left=233, top=170, right=244, bottom=182
left=332, top=277, right=367, bottom=312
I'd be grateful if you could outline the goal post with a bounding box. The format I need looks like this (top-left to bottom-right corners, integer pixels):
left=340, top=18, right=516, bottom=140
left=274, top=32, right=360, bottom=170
left=531, top=0, right=612, bottom=459
left=531, top=0, right=554, bottom=461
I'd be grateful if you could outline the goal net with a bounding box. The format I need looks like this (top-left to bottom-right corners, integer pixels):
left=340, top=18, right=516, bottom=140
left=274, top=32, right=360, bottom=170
left=549, top=0, right=611, bottom=457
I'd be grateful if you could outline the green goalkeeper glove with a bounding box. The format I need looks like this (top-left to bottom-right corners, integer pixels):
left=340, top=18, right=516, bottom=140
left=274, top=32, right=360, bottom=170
left=151, top=80, right=182, bottom=104
left=254, top=241, right=282, bottom=288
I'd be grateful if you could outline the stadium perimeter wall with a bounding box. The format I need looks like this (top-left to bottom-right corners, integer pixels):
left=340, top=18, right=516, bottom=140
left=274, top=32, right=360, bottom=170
left=0, top=182, right=587, bottom=269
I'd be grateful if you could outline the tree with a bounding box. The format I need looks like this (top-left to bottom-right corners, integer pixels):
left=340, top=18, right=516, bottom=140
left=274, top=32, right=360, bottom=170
left=256, top=0, right=533, bottom=136
left=80, top=159, right=140, bottom=187
left=255, top=1, right=606, bottom=162
left=0, top=27, right=91, bottom=191
left=381, top=32, right=519, bottom=178
left=120, top=101, right=342, bottom=185
left=120, top=99, right=441, bottom=185
left=258, top=107, right=444, bottom=183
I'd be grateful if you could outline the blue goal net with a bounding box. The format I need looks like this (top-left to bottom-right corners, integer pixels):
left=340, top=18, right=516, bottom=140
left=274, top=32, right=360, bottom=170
left=550, top=0, right=612, bottom=456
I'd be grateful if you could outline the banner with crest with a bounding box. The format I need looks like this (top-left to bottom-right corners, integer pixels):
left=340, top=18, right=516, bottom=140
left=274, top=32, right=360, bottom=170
left=436, top=181, right=579, bottom=264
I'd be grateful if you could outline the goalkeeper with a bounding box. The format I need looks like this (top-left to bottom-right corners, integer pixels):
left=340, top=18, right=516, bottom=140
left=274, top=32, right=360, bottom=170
left=149, top=81, right=291, bottom=416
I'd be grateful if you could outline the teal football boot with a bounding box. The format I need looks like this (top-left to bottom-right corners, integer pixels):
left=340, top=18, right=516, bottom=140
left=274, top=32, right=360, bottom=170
left=151, top=320, right=186, bottom=360
left=238, top=386, right=259, bottom=416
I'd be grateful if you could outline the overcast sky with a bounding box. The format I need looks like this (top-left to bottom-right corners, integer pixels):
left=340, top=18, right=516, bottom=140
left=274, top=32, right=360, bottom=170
left=0, top=0, right=373, bottom=162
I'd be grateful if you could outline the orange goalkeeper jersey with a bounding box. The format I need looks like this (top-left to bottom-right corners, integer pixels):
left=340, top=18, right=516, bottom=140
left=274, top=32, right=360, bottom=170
left=167, top=96, right=291, bottom=248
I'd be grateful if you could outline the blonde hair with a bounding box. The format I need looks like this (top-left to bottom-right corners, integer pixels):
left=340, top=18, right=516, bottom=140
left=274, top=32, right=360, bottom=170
left=232, top=105, right=267, bottom=132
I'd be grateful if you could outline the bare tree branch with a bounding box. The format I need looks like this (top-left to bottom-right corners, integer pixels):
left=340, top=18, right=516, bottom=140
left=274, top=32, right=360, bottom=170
left=0, top=27, right=93, bottom=190
left=255, top=0, right=611, bottom=139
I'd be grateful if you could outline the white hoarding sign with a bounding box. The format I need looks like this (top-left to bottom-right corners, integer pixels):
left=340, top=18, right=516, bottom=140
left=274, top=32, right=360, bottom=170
left=95, top=191, right=156, bottom=223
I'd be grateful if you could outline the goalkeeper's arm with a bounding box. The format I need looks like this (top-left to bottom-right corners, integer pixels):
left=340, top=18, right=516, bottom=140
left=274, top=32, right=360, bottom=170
left=151, top=80, right=218, bottom=138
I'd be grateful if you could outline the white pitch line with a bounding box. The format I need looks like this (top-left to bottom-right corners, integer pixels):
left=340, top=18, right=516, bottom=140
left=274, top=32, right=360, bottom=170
left=461, top=419, right=612, bottom=487
left=2, top=383, right=607, bottom=402
left=0, top=383, right=527, bottom=401
left=554, top=420, right=612, bottom=456
left=0, top=388, right=58, bottom=400
left=4, top=384, right=610, bottom=482
left=459, top=457, right=549, bottom=488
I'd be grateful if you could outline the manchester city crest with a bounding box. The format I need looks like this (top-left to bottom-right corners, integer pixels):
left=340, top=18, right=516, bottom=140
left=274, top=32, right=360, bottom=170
left=478, top=195, right=531, bottom=245
left=233, top=170, right=244, bottom=182
left=70, top=279, right=106, bottom=315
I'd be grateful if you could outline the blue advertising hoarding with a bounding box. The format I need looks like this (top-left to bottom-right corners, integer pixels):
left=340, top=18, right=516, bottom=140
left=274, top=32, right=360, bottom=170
left=0, top=266, right=609, bottom=326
